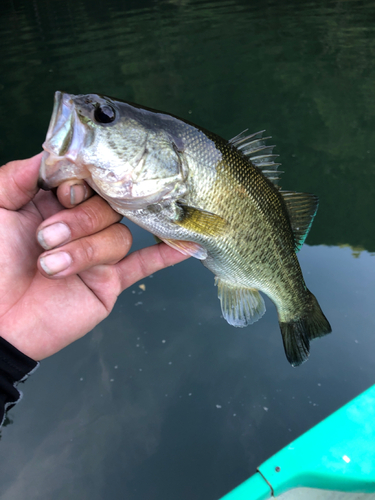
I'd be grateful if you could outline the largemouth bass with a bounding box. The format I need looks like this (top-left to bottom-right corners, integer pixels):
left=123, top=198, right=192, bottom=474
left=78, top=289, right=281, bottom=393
left=39, top=91, right=331, bottom=366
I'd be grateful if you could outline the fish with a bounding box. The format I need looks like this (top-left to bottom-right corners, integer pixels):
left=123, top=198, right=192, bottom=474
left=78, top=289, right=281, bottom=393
left=39, top=91, right=332, bottom=366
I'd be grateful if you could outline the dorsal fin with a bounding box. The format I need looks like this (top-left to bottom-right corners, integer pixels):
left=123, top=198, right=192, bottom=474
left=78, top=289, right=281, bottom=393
left=281, top=191, right=319, bottom=252
left=229, top=129, right=282, bottom=186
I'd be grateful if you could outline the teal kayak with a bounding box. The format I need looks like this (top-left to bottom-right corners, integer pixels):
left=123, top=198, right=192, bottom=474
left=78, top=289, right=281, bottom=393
left=220, top=384, right=375, bottom=499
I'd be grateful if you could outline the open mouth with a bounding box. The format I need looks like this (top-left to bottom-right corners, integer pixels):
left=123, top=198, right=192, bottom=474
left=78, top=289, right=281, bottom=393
left=44, top=91, right=75, bottom=155
left=38, top=91, right=88, bottom=189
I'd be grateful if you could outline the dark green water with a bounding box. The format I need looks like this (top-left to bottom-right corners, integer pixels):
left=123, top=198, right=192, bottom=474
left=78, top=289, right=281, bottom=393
left=0, top=0, right=374, bottom=499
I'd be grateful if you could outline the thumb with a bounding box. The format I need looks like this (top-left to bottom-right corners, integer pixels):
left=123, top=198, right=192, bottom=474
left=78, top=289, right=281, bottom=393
left=0, top=152, right=43, bottom=210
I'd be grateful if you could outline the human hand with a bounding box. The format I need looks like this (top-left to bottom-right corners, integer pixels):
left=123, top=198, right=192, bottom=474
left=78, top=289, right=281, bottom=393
left=0, top=154, right=189, bottom=361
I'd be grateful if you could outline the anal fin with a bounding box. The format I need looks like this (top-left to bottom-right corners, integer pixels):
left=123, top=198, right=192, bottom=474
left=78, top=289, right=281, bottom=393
left=215, top=278, right=266, bottom=327
left=162, top=238, right=208, bottom=260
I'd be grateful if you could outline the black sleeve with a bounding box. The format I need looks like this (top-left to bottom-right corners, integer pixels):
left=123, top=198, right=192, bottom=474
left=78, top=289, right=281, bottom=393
left=0, top=337, right=39, bottom=427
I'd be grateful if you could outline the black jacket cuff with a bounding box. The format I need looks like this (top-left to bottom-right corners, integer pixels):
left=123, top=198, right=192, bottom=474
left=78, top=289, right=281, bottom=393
left=0, top=336, right=39, bottom=427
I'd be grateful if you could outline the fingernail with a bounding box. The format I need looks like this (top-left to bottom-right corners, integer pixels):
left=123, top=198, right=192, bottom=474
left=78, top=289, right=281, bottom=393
left=37, top=222, right=71, bottom=250
left=70, top=184, right=87, bottom=205
left=40, top=252, right=72, bottom=275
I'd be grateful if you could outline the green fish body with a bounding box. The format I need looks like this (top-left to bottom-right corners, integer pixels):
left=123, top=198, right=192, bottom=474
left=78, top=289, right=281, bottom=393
left=39, top=92, right=331, bottom=366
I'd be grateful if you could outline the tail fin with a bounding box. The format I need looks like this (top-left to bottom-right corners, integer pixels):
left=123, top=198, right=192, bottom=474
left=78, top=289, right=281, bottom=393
left=279, top=292, right=332, bottom=367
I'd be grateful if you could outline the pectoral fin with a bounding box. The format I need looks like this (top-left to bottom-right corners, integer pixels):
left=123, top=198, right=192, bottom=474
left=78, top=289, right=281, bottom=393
left=215, top=278, right=266, bottom=327
left=174, top=202, right=228, bottom=237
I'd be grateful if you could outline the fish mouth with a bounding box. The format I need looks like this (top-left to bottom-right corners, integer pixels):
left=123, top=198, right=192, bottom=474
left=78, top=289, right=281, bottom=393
left=38, top=91, right=89, bottom=189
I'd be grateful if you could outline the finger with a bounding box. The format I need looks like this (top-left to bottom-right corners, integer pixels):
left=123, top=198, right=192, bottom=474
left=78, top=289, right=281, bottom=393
left=56, top=179, right=95, bottom=208
left=36, top=195, right=123, bottom=250
left=32, top=189, right=64, bottom=220
left=115, top=242, right=190, bottom=291
left=0, top=152, right=43, bottom=210
left=38, top=222, right=132, bottom=278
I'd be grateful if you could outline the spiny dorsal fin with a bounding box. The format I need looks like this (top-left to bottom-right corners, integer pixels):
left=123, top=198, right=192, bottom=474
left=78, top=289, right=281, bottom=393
left=215, top=277, right=266, bottom=327
left=229, top=129, right=282, bottom=186
left=281, top=191, right=319, bottom=252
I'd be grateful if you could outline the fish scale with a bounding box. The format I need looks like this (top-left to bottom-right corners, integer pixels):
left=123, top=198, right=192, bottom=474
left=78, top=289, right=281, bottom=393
left=39, top=91, right=331, bottom=366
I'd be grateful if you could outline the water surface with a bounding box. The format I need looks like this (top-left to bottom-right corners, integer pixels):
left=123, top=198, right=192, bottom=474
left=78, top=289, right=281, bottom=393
left=1, top=1, right=375, bottom=499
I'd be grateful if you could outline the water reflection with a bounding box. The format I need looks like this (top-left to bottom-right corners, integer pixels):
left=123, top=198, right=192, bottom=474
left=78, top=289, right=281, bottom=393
left=1, top=243, right=374, bottom=499
left=1, top=0, right=375, bottom=499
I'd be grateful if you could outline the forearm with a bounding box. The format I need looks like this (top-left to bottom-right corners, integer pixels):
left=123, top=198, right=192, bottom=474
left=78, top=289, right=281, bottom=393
left=0, top=337, right=39, bottom=427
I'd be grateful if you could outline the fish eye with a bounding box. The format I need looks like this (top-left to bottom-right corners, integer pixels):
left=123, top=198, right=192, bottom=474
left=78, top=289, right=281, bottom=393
left=94, top=104, right=116, bottom=124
